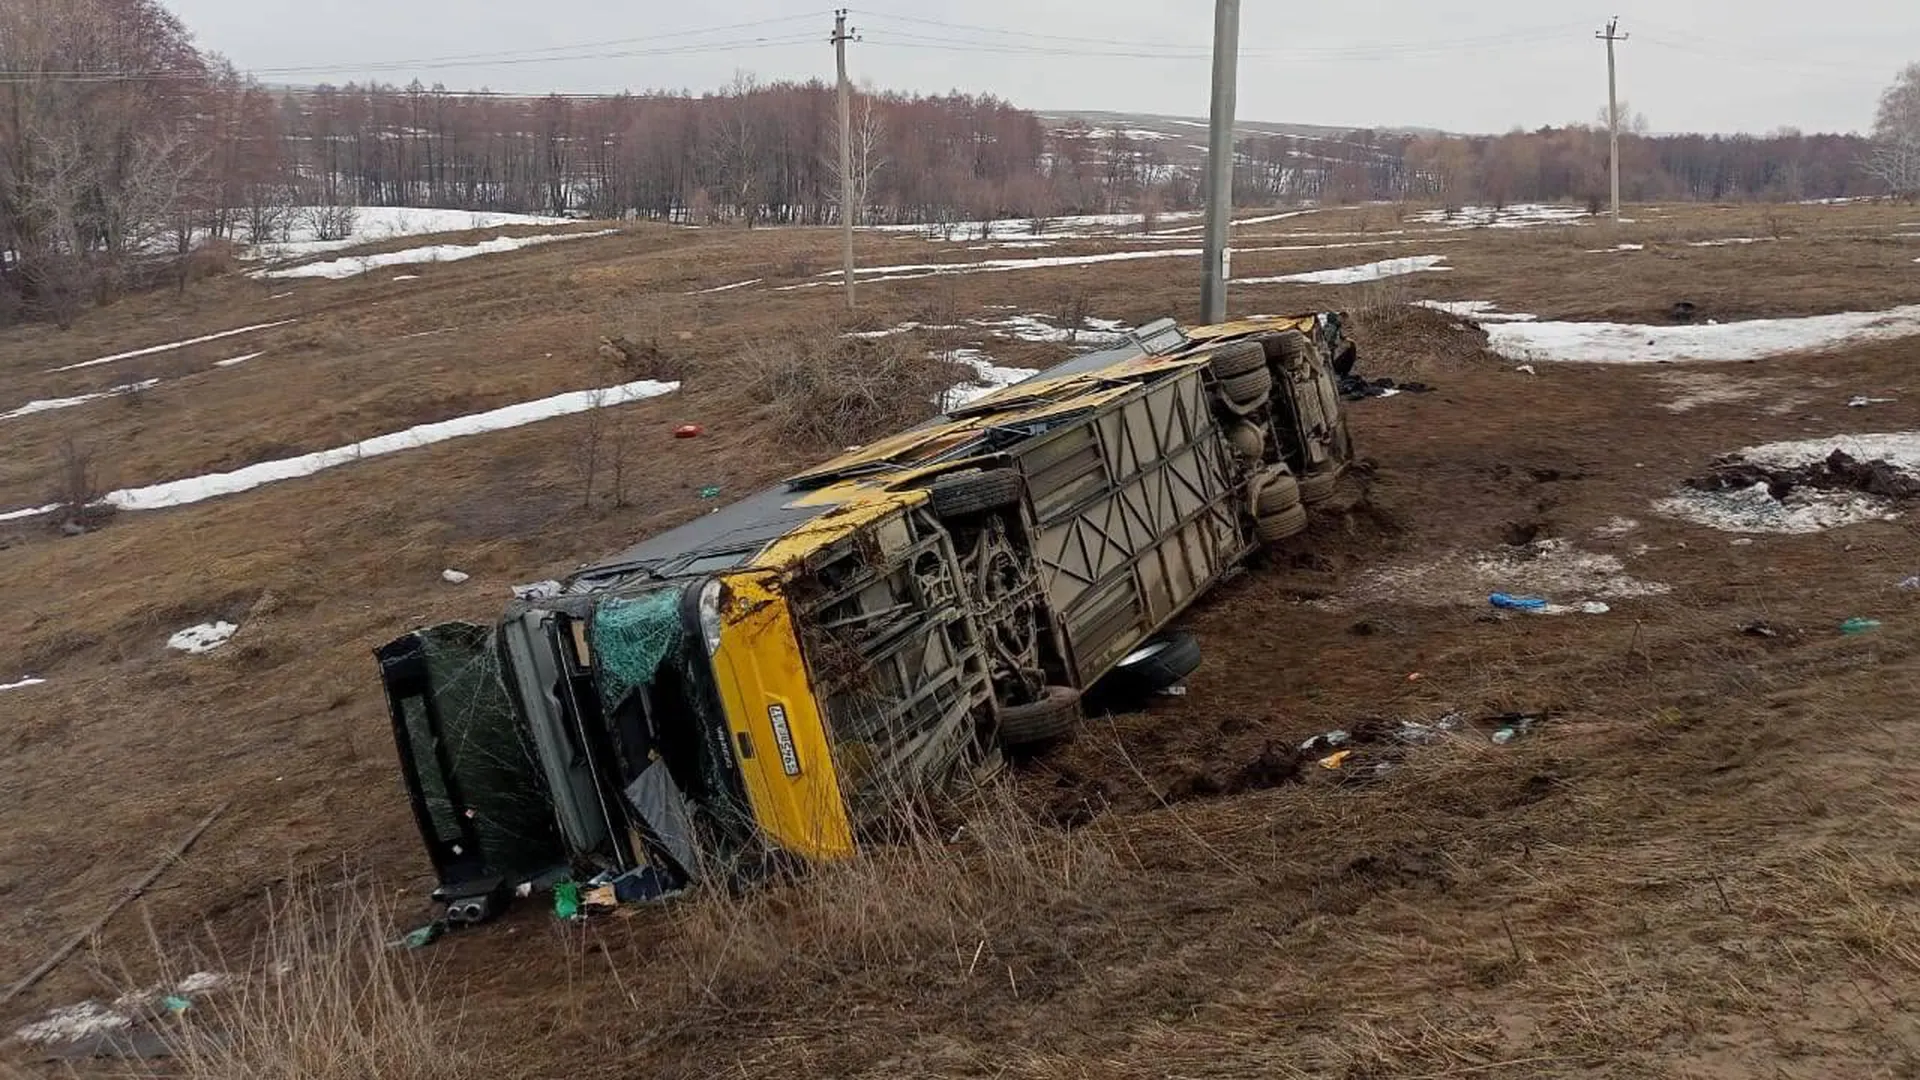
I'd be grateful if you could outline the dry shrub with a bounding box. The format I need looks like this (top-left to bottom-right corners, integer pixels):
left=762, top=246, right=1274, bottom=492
left=50, top=436, right=115, bottom=530
left=728, top=331, right=956, bottom=448
left=142, top=883, right=479, bottom=1079
left=185, top=238, right=242, bottom=283
left=653, top=784, right=1120, bottom=1021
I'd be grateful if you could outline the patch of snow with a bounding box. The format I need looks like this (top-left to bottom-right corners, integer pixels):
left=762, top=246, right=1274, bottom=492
left=1486, top=304, right=1920, bottom=364
left=1413, top=299, right=1537, bottom=323
left=1, top=676, right=46, bottom=692
left=1593, top=516, right=1639, bottom=538
left=169, top=621, right=238, bottom=654
left=1240, top=255, right=1449, bottom=286
left=50, top=320, right=297, bottom=374
left=1159, top=209, right=1320, bottom=235
left=1688, top=237, right=1771, bottom=247
left=1323, top=538, right=1668, bottom=612
left=1656, top=485, right=1897, bottom=534
left=175, top=972, right=230, bottom=994
left=1740, top=432, right=1920, bottom=473
left=247, top=207, right=572, bottom=261
left=1, top=378, right=160, bottom=422
left=441, top=569, right=471, bottom=584
left=0, top=380, right=680, bottom=522
left=939, top=348, right=1039, bottom=411
left=1407, top=203, right=1591, bottom=229
left=866, top=210, right=1204, bottom=243
left=689, top=277, right=762, bottom=295
left=392, top=274, right=420, bottom=281
left=255, top=230, right=616, bottom=281
left=1585, top=243, right=1645, bottom=253
left=979, top=313, right=1130, bottom=345
left=13, top=1001, right=132, bottom=1044
left=214, top=351, right=265, bottom=368
left=1849, top=395, right=1896, bottom=408
left=843, top=321, right=966, bottom=339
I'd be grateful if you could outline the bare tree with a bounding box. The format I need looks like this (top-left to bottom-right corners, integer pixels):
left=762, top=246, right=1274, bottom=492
left=1868, top=63, right=1920, bottom=199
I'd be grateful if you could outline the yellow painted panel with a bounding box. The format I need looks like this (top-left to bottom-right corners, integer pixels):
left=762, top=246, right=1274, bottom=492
left=708, top=574, right=855, bottom=860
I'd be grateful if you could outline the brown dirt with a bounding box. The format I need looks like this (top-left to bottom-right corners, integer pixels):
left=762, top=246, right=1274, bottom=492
left=3, top=201, right=1920, bottom=1077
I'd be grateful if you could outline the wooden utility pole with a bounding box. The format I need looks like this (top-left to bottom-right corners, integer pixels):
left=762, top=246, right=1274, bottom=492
left=1597, top=16, right=1628, bottom=222
left=833, top=9, right=857, bottom=308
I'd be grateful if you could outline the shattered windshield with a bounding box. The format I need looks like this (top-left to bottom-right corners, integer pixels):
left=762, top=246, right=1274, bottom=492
left=586, top=585, right=752, bottom=876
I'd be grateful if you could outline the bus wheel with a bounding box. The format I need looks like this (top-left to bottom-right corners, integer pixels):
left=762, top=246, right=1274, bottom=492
left=998, top=685, right=1081, bottom=747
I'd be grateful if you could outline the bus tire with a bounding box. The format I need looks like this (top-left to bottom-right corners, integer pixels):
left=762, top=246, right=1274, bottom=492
left=1208, top=341, right=1268, bottom=379
left=998, top=685, right=1081, bottom=747
left=929, top=469, right=1024, bottom=521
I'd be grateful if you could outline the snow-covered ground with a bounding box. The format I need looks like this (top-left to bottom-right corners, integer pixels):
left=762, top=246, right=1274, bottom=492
left=168, top=621, right=238, bottom=654
left=50, top=320, right=295, bottom=374
left=247, top=206, right=572, bottom=261
left=0, top=379, right=680, bottom=522
left=939, top=349, right=1040, bottom=411
left=1242, top=255, right=1449, bottom=286
left=2, top=379, right=159, bottom=422
left=255, top=229, right=616, bottom=281
left=1688, top=237, right=1772, bottom=247
left=213, top=351, right=265, bottom=369
left=1486, top=304, right=1920, bottom=364
left=865, top=211, right=1204, bottom=242
left=1408, top=204, right=1593, bottom=229
left=688, top=278, right=762, bottom=295
left=1656, top=431, right=1920, bottom=534
left=1159, top=209, right=1320, bottom=235
left=1413, top=299, right=1537, bottom=323
left=1586, top=243, right=1645, bottom=253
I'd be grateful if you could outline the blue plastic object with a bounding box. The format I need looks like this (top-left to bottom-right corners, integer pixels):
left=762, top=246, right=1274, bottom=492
left=1489, top=593, right=1549, bottom=611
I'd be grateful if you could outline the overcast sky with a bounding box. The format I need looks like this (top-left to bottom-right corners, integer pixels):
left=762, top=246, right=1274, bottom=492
left=164, top=0, right=1911, bottom=135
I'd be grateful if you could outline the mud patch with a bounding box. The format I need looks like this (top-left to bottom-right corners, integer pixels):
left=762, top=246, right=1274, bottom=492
left=1325, top=538, right=1669, bottom=612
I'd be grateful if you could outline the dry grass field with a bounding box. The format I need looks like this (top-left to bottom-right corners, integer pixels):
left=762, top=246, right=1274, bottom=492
left=3, top=199, right=1920, bottom=1078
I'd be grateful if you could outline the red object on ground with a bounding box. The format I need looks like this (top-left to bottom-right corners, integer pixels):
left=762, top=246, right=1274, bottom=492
left=673, top=424, right=703, bottom=439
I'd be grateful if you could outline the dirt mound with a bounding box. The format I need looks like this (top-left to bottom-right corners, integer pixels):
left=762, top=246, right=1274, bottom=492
left=1689, top=448, right=1920, bottom=501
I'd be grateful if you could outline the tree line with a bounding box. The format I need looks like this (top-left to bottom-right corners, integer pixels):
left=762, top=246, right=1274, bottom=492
left=2, top=0, right=1912, bottom=328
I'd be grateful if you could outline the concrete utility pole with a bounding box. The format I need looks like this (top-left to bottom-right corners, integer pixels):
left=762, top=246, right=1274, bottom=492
left=834, top=9, right=858, bottom=308
left=1597, top=16, right=1628, bottom=222
left=1200, top=0, right=1240, bottom=325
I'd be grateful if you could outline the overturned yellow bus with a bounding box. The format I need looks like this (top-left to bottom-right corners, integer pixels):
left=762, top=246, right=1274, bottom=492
left=376, top=314, right=1358, bottom=922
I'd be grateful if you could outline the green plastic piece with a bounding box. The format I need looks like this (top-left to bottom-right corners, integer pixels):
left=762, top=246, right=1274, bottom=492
left=553, top=880, right=581, bottom=920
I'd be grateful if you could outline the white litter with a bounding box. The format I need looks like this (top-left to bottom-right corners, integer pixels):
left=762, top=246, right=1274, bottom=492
left=1, top=676, right=46, bottom=692
left=1486, top=304, right=1920, bottom=364
left=256, top=230, right=615, bottom=281
left=442, top=569, right=471, bottom=584
left=214, top=352, right=265, bottom=368
left=689, top=278, right=762, bottom=295
left=1516, top=364, right=1537, bottom=375
left=169, top=621, right=238, bottom=654
left=1585, top=243, right=1645, bottom=253
left=392, top=274, right=420, bottom=281
left=0, top=379, right=680, bottom=521
left=1240, top=255, right=1449, bottom=286
left=938, top=349, right=1039, bottom=411
left=49, top=319, right=297, bottom=373
left=1, top=378, right=160, bottom=422
left=1849, top=395, right=1896, bottom=407
left=175, top=971, right=230, bottom=994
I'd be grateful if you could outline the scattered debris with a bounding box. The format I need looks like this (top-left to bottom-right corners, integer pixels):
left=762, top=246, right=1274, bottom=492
left=441, top=569, right=470, bottom=585
left=1742, top=621, right=1779, bottom=638
left=1299, top=730, right=1351, bottom=755
left=1340, top=375, right=1435, bottom=400
left=1839, top=617, right=1882, bottom=635
left=1593, top=516, right=1639, bottom=538
left=1317, top=750, right=1354, bottom=770
left=1490, top=713, right=1545, bottom=745
left=1490, top=593, right=1548, bottom=611
left=697, top=485, right=722, bottom=500
left=513, top=580, right=562, bottom=600
left=1849, top=395, right=1896, bottom=408
left=0, top=676, right=46, bottom=692
left=167, top=622, right=237, bottom=654
left=1899, top=576, right=1920, bottom=590
left=673, top=424, right=703, bottom=438
left=553, top=880, right=582, bottom=920
left=1516, top=364, right=1537, bottom=375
